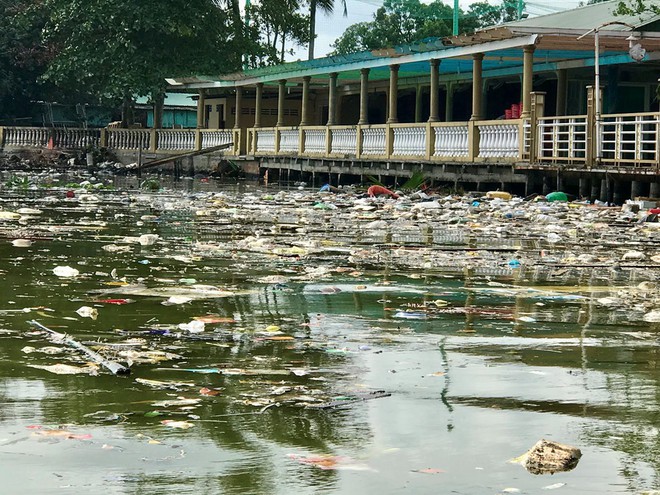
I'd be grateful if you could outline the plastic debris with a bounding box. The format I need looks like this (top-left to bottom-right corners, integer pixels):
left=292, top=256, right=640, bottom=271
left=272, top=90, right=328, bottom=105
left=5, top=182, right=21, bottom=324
left=28, top=363, right=99, bottom=375
left=53, top=265, right=80, bottom=277
left=76, top=306, right=98, bottom=320
left=160, top=420, right=195, bottom=429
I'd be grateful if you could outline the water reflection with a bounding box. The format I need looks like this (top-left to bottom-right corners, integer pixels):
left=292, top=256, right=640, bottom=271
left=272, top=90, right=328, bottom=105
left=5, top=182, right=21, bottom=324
left=0, top=184, right=659, bottom=492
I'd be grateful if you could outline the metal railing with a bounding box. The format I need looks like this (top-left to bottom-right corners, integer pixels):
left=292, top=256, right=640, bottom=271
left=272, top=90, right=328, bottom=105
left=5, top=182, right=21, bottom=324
left=600, top=112, right=660, bottom=168
left=537, top=116, right=587, bottom=163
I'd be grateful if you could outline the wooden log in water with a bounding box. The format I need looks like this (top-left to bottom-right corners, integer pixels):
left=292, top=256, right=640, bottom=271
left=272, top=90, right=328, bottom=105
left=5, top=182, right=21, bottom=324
left=28, top=320, right=130, bottom=376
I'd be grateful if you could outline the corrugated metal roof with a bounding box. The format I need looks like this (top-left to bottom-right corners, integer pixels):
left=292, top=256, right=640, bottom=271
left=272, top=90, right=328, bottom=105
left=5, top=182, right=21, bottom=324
left=504, top=0, right=660, bottom=31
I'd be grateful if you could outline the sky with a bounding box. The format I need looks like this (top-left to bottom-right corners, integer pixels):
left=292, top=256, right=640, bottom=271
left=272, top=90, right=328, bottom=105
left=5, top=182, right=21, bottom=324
left=289, top=0, right=586, bottom=59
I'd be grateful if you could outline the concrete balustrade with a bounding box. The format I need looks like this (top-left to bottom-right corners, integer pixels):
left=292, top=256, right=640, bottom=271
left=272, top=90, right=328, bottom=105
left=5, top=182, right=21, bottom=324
left=2, top=108, right=660, bottom=172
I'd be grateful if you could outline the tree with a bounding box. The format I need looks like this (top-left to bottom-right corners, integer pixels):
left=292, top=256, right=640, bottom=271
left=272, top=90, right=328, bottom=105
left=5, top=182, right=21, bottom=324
left=0, top=0, right=56, bottom=121
left=39, top=0, right=239, bottom=125
left=330, top=0, right=453, bottom=55
left=308, top=0, right=347, bottom=60
left=331, top=0, right=526, bottom=55
left=251, top=0, right=310, bottom=65
left=613, top=0, right=660, bottom=14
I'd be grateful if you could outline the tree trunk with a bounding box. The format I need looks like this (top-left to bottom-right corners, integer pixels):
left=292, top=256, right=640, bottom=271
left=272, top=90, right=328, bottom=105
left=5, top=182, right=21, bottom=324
left=121, top=94, right=134, bottom=128
left=308, top=0, right=316, bottom=60
left=153, top=92, right=165, bottom=129
left=229, top=0, right=243, bottom=69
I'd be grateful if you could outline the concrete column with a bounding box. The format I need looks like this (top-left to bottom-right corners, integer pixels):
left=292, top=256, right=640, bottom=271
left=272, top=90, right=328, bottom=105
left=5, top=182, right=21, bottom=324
left=429, top=59, right=440, bottom=123
left=254, top=83, right=263, bottom=128
left=521, top=45, right=536, bottom=119
left=276, top=79, right=286, bottom=127
left=445, top=82, right=454, bottom=122
left=233, top=88, right=242, bottom=129
left=579, top=177, right=590, bottom=199
left=542, top=175, right=552, bottom=195
left=590, top=179, right=600, bottom=201
left=556, top=68, right=568, bottom=116
left=327, top=72, right=338, bottom=125
left=358, top=68, right=370, bottom=125
left=631, top=180, right=645, bottom=199
left=415, top=85, right=423, bottom=123
left=650, top=182, right=660, bottom=198
left=612, top=181, right=624, bottom=205
left=470, top=53, right=484, bottom=121
left=387, top=65, right=399, bottom=124
left=300, top=76, right=311, bottom=126
left=600, top=178, right=609, bottom=203
left=196, top=90, right=206, bottom=128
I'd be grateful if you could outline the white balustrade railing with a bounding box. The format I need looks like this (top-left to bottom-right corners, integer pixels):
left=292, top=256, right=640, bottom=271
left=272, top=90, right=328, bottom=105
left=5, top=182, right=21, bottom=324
left=3, top=127, right=100, bottom=149
left=303, top=129, right=326, bottom=153
left=600, top=113, right=660, bottom=165
left=201, top=130, right=233, bottom=148
left=433, top=125, right=469, bottom=157
left=477, top=122, right=520, bottom=158
left=330, top=127, right=357, bottom=154
left=53, top=129, right=100, bottom=148
left=392, top=125, right=426, bottom=156
left=538, top=116, right=587, bottom=161
left=108, top=129, right=151, bottom=150
left=156, top=130, right=195, bottom=151
left=256, top=129, right=276, bottom=152
left=4, top=127, right=49, bottom=147
left=361, top=127, right=386, bottom=155
left=279, top=129, right=299, bottom=153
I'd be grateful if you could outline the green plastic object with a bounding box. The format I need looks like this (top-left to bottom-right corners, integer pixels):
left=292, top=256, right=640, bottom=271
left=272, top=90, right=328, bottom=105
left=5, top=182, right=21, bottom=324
left=546, top=191, right=568, bottom=202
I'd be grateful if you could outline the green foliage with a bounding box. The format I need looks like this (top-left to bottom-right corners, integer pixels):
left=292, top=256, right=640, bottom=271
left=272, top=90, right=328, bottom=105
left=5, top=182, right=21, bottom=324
left=584, top=0, right=660, bottom=14
left=613, top=0, right=660, bottom=15
left=331, top=0, right=453, bottom=55
left=250, top=0, right=310, bottom=65
left=5, top=176, right=31, bottom=190
left=0, top=0, right=56, bottom=121
left=401, top=171, right=427, bottom=191
left=140, top=178, right=161, bottom=191
left=331, top=0, right=524, bottom=55
left=40, top=0, right=240, bottom=104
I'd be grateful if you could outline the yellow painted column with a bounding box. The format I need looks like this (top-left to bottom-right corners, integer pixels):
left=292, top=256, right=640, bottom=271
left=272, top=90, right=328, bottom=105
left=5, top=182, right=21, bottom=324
left=300, top=76, right=311, bottom=126
left=328, top=72, right=338, bottom=125
left=233, top=88, right=242, bottom=129
left=277, top=79, right=286, bottom=127
left=254, top=83, right=263, bottom=128
left=196, top=89, right=206, bottom=128
left=555, top=68, right=567, bottom=117
left=445, top=82, right=453, bottom=122
left=358, top=68, right=370, bottom=125
left=470, top=53, right=484, bottom=121
left=521, top=45, right=536, bottom=119
left=428, top=59, right=440, bottom=122
left=415, top=85, right=423, bottom=123
left=387, top=64, right=399, bottom=124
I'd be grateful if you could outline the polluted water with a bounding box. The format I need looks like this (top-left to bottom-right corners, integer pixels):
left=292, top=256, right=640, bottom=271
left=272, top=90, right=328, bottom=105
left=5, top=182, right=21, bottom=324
left=1, top=171, right=660, bottom=494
